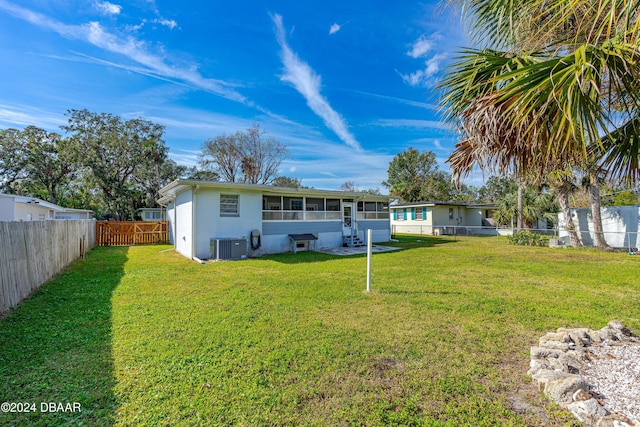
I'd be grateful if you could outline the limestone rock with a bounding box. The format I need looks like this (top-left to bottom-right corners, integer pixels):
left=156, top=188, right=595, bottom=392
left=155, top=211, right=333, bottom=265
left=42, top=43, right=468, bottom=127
left=544, top=375, right=588, bottom=406
left=594, top=413, right=637, bottom=427
left=567, top=398, right=608, bottom=423
left=573, top=388, right=591, bottom=402
left=530, top=346, right=562, bottom=359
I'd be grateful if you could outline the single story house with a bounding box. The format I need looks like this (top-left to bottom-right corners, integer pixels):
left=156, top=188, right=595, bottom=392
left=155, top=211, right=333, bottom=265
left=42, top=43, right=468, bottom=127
left=136, top=207, right=166, bottom=221
left=558, top=205, right=639, bottom=249
left=0, top=193, right=93, bottom=221
left=390, top=201, right=497, bottom=236
left=157, top=180, right=392, bottom=260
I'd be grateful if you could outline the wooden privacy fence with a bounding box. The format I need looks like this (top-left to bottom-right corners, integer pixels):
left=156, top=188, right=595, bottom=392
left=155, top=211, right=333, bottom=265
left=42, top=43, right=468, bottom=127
left=0, top=220, right=96, bottom=316
left=96, top=221, right=169, bottom=246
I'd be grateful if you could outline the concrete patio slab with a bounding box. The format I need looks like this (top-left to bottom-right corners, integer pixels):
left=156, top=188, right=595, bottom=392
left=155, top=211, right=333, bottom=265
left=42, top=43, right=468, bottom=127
left=318, top=245, right=400, bottom=256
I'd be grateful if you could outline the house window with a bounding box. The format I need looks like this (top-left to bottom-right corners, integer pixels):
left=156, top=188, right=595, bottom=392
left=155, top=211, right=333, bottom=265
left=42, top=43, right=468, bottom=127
left=146, top=211, right=161, bottom=220
left=415, top=208, right=423, bottom=221
left=395, top=209, right=404, bottom=221
left=326, top=199, right=340, bottom=211
left=284, top=197, right=303, bottom=210
left=263, top=196, right=282, bottom=210
left=306, top=198, right=324, bottom=211
left=449, top=208, right=454, bottom=220
left=220, top=194, right=239, bottom=217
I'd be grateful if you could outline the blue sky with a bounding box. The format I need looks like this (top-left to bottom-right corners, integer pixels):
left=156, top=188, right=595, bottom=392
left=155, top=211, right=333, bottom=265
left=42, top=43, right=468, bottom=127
left=0, top=0, right=475, bottom=190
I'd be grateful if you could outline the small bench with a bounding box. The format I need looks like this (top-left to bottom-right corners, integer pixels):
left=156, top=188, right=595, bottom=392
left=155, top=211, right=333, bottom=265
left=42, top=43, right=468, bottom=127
left=288, top=233, right=318, bottom=253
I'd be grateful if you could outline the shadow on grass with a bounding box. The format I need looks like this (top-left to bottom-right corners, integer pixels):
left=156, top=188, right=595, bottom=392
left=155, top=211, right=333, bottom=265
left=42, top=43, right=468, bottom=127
left=0, top=246, right=128, bottom=426
left=265, top=236, right=456, bottom=264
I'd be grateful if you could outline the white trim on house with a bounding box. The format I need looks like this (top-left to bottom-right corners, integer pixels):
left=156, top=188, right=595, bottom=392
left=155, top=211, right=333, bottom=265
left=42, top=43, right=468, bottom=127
left=158, top=180, right=392, bottom=259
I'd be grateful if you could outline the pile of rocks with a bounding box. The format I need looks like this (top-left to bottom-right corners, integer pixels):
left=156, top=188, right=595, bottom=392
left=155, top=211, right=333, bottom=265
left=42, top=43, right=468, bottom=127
left=529, top=321, right=639, bottom=426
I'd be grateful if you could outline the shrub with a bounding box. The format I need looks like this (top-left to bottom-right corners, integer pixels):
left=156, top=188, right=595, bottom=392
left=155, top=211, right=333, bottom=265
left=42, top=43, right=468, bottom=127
left=507, top=230, right=550, bottom=247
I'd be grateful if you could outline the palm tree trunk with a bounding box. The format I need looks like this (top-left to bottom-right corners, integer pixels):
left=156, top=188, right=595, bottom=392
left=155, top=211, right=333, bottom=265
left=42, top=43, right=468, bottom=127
left=588, top=172, right=611, bottom=250
left=517, top=184, right=524, bottom=230
left=555, top=186, right=581, bottom=247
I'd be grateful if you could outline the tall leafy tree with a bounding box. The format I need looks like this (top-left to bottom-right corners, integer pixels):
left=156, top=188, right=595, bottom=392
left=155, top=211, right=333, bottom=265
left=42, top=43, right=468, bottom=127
left=0, top=128, right=28, bottom=194
left=0, top=126, right=75, bottom=204
left=63, top=109, right=169, bottom=220
left=199, top=124, right=288, bottom=185
left=477, top=176, right=518, bottom=203
left=21, top=126, right=76, bottom=205
left=383, top=148, right=454, bottom=202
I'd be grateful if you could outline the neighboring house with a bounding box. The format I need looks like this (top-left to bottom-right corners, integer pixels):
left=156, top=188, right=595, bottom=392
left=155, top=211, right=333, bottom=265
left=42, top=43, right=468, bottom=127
left=0, top=193, right=93, bottom=221
left=558, top=205, right=639, bottom=249
left=137, top=207, right=166, bottom=221
left=157, top=180, right=392, bottom=260
left=390, top=202, right=497, bottom=235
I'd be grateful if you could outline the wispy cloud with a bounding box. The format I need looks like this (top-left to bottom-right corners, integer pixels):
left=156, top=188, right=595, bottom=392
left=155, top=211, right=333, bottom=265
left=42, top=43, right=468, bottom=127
left=400, top=53, right=448, bottom=87
left=348, top=89, right=437, bottom=110
left=94, top=1, right=121, bottom=16
left=407, top=34, right=440, bottom=59
left=272, top=13, right=360, bottom=150
left=153, top=18, right=177, bottom=29
left=329, top=23, right=341, bottom=35
left=372, top=119, right=445, bottom=130
left=0, top=0, right=244, bottom=103
left=0, top=103, right=67, bottom=129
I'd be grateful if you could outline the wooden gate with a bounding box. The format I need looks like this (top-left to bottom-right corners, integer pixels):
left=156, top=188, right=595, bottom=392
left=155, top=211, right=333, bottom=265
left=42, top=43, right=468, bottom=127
left=96, top=221, right=169, bottom=246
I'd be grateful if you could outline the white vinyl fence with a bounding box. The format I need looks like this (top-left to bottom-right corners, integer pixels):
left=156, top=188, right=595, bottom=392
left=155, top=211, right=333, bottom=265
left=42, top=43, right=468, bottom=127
left=0, top=220, right=96, bottom=316
left=391, top=224, right=639, bottom=251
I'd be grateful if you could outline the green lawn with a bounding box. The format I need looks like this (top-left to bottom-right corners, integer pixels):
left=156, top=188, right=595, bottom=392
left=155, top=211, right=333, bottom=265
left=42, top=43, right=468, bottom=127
left=1, top=237, right=638, bottom=426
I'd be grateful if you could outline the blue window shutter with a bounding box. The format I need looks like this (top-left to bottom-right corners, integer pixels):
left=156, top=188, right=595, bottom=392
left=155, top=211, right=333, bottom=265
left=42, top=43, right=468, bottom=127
left=411, top=208, right=415, bottom=220
left=393, top=209, right=397, bottom=220
left=403, top=209, right=407, bottom=220
left=423, top=207, right=427, bottom=220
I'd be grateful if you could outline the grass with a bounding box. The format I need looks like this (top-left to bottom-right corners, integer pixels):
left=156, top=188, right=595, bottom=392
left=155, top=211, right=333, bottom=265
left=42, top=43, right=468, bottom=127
left=0, top=236, right=638, bottom=426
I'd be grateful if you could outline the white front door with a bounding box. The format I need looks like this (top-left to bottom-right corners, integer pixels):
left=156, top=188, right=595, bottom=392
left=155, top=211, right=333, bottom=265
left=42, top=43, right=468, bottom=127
left=342, top=202, right=356, bottom=236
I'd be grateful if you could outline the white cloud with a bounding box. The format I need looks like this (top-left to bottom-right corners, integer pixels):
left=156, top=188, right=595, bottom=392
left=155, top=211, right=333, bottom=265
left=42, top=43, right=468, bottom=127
left=272, top=13, right=361, bottom=150
left=0, top=103, right=66, bottom=129
left=407, top=34, right=442, bottom=58
left=153, top=18, right=177, bottom=29
left=400, top=53, right=447, bottom=87
left=95, top=1, right=121, bottom=16
left=0, top=1, right=245, bottom=103
left=329, top=23, right=341, bottom=35
left=372, top=119, right=444, bottom=129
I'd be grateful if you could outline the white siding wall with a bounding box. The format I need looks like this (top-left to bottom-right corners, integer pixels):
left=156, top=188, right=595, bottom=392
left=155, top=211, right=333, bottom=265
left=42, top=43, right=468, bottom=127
left=465, top=209, right=484, bottom=227
left=13, top=203, right=54, bottom=221
left=261, top=231, right=344, bottom=255
left=0, top=196, right=14, bottom=221
left=194, top=189, right=262, bottom=259
left=174, top=190, right=193, bottom=258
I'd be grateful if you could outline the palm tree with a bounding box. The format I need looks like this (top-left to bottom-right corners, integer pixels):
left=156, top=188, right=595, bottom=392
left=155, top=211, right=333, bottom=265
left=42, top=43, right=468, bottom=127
left=493, top=186, right=557, bottom=229
left=548, top=170, right=582, bottom=247
left=440, top=0, right=640, bottom=250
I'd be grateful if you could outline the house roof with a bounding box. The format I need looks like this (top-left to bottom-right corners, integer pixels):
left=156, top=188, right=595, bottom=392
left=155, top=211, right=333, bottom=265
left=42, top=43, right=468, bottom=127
left=157, top=179, right=392, bottom=205
left=0, top=193, right=93, bottom=213
left=391, top=201, right=497, bottom=209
